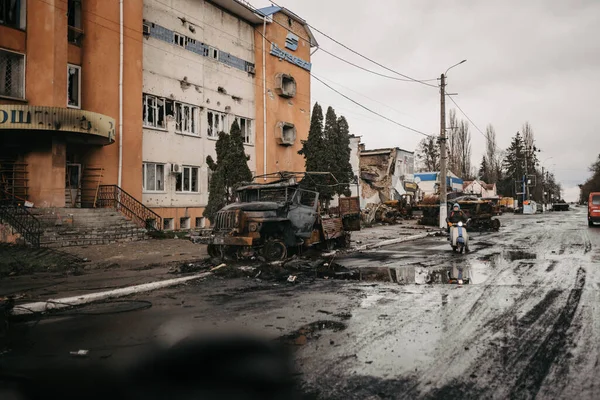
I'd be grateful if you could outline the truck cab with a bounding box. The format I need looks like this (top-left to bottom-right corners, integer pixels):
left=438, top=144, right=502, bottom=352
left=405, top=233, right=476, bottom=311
left=588, top=192, right=600, bottom=226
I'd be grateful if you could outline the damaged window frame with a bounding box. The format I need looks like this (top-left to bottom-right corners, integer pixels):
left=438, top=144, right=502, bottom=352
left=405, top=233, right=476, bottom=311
left=171, top=101, right=199, bottom=136
left=142, top=162, right=165, bottom=192
left=207, top=110, right=227, bottom=139
left=67, top=64, right=81, bottom=109
left=143, top=93, right=166, bottom=130
left=173, top=32, right=185, bottom=48
left=235, top=116, right=253, bottom=145
left=175, top=165, right=200, bottom=193
left=1, top=0, right=26, bottom=30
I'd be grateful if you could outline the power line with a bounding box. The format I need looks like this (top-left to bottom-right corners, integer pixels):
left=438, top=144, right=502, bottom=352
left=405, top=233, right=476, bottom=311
left=252, top=24, right=433, bottom=138
left=312, top=74, right=432, bottom=138
left=156, top=0, right=438, bottom=85
left=447, top=95, right=489, bottom=141
left=318, top=47, right=438, bottom=83
left=262, top=0, right=438, bottom=88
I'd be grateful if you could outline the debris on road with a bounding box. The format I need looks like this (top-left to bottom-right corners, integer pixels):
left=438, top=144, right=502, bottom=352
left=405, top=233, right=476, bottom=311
left=69, top=349, right=89, bottom=357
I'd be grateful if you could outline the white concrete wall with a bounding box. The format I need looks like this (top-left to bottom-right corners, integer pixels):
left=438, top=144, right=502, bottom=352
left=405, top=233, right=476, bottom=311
left=142, top=0, right=256, bottom=208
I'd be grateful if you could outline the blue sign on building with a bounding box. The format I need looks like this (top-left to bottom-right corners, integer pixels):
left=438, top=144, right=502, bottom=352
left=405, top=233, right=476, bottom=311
left=270, top=43, right=311, bottom=71
left=285, top=32, right=299, bottom=51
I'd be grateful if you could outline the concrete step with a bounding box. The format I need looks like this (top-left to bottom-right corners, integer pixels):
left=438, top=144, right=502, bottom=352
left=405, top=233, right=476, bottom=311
left=31, top=207, right=150, bottom=248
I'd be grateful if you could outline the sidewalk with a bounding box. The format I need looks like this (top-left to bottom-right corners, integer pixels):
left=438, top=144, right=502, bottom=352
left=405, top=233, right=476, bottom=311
left=0, top=239, right=208, bottom=302
left=1, top=222, right=432, bottom=304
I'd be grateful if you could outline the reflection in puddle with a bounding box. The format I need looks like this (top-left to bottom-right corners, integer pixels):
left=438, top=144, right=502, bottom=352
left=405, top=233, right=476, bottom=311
left=390, top=258, right=493, bottom=285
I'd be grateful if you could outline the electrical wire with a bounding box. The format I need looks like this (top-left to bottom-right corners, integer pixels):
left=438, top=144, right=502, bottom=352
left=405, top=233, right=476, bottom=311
left=252, top=27, right=434, bottom=138
left=447, top=95, right=490, bottom=141
left=260, top=0, right=439, bottom=88
left=311, top=74, right=433, bottom=138
left=153, top=0, right=438, bottom=85
left=34, top=0, right=431, bottom=138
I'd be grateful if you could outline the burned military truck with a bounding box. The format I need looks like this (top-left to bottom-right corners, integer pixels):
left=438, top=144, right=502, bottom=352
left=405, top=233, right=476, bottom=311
left=208, top=174, right=361, bottom=261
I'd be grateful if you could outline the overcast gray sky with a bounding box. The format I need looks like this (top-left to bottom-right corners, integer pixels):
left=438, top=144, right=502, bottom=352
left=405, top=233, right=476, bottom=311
left=254, top=0, right=600, bottom=201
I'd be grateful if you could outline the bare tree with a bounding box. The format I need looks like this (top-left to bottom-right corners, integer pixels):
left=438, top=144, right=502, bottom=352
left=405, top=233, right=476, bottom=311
left=522, top=122, right=535, bottom=150
left=416, top=136, right=440, bottom=172
left=447, top=109, right=460, bottom=174
left=484, top=124, right=500, bottom=183
left=456, top=120, right=472, bottom=179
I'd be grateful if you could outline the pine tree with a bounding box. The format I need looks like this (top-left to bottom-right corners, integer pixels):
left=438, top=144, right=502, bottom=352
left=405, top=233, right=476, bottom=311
left=500, top=132, right=525, bottom=197
left=332, top=115, right=354, bottom=197
left=479, top=156, right=489, bottom=183
left=203, top=120, right=252, bottom=222
left=298, top=102, right=325, bottom=193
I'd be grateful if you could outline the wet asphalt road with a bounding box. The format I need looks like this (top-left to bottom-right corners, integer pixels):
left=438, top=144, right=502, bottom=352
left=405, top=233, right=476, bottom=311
left=2, top=206, right=600, bottom=399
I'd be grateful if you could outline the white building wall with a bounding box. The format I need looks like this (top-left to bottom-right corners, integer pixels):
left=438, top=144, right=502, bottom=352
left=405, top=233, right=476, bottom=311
left=142, top=0, right=256, bottom=208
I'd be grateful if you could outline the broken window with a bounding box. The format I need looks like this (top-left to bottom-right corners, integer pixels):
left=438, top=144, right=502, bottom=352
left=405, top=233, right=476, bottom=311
left=67, top=64, right=81, bottom=108
left=143, top=94, right=166, bottom=129
left=186, top=37, right=196, bottom=45
left=173, top=32, right=185, bottom=47
left=0, top=0, right=25, bottom=29
left=236, top=116, right=252, bottom=145
left=0, top=49, right=25, bottom=99
left=174, top=102, right=198, bottom=135
left=176, top=166, right=199, bottom=193
left=143, top=162, right=165, bottom=192
left=209, top=47, right=219, bottom=60
left=277, top=122, right=296, bottom=146
left=207, top=110, right=227, bottom=138
left=275, top=74, right=296, bottom=98
left=180, top=217, right=190, bottom=229
left=67, top=0, right=83, bottom=46
left=163, top=218, right=174, bottom=230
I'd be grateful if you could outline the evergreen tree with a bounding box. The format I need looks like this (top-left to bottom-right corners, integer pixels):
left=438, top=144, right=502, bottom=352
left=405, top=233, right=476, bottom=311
left=479, top=156, right=489, bottom=183
left=203, top=120, right=252, bottom=222
left=332, top=115, right=354, bottom=197
left=317, top=106, right=340, bottom=202
left=298, top=102, right=325, bottom=193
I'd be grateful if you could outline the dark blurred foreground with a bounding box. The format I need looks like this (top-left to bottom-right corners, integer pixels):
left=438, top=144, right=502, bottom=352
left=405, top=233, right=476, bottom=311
left=0, top=336, right=304, bottom=400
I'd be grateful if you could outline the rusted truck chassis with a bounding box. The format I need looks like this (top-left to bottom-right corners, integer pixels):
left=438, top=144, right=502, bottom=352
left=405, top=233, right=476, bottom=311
left=417, top=195, right=501, bottom=231
left=208, top=178, right=361, bottom=261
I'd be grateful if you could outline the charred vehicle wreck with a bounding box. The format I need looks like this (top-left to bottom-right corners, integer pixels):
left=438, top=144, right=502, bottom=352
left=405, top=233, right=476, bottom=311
left=207, top=174, right=361, bottom=261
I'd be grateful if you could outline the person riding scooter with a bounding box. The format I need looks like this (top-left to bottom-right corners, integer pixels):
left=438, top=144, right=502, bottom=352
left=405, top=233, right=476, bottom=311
left=447, top=203, right=470, bottom=253
left=448, top=203, right=468, bottom=226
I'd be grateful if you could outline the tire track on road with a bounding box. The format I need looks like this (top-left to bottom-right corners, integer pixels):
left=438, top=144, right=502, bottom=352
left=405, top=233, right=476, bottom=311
left=509, top=267, right=586, bottom=399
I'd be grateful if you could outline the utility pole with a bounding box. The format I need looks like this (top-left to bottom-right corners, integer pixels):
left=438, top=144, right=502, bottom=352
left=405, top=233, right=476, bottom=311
left=439, top=73, right=447, bottom=229
left=438, top=60, right=466, bottom=229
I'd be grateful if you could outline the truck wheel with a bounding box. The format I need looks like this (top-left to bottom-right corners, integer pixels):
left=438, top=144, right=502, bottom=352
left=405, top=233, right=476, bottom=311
left=589, top=220, right=594, bottom=227
left=264, top=239, right=287, bottom=261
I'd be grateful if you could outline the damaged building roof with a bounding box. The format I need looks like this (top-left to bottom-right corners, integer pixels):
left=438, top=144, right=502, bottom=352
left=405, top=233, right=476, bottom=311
left=360, top=147, right=414, bottom=156
left=255, top=6, right=319, bottom=47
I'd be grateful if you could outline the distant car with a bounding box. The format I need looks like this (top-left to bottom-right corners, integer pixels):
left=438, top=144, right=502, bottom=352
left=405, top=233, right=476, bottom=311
left=588, top=192, right=600, bottom=227
left=536, top=203, right=543, bottom=213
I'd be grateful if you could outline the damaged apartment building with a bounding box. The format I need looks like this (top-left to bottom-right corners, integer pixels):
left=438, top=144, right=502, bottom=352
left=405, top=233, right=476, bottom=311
left=359, top=146, right=416, bottom=208
left=0, top=0, right=316, bottom=235
left=141, top=0, right=316, bottom=230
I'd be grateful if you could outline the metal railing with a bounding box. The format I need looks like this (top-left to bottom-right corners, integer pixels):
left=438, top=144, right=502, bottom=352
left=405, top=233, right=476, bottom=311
left=0, top=200, right=41, bottom=248
left=96, top=185, right=162, bottom=231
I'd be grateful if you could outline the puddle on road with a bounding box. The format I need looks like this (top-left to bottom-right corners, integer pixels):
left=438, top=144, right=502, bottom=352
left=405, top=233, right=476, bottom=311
left=278, top=320, right=346, bottom=347
left=504, top=250, right=537, bottom=261
left=388, top=258, right=493, bottom=285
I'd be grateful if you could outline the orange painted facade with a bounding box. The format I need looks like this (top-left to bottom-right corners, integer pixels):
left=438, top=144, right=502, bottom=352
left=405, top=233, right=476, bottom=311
left=0, top=0, right=143, bottom=207
left=254, top=12, right=313, bottom=179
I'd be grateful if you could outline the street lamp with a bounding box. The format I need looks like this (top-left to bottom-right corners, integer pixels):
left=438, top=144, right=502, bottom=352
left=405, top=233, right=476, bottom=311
left=541, top=157, right=554, bottom=211
left=439, top=59, right=467, bottom=229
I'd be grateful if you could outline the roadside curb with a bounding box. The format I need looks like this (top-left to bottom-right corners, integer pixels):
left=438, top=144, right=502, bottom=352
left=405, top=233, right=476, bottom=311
left=11, top=271, right=213, bottom=316
left=353, top=231, right=438, bottom=252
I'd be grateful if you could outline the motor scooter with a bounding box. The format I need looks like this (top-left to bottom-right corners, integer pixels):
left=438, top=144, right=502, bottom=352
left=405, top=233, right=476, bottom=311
left=448, top=220, right=470, bottom=254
